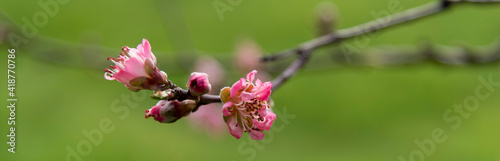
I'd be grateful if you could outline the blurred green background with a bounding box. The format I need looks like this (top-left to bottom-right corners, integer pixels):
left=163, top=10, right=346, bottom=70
left=1, top=0, right=500, bottom=160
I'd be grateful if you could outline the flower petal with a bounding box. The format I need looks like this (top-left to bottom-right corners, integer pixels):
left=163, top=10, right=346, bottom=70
left=230, top=78, right=245, bottom=98
left=246, top=70, right=257, bottom=83
left=140, top=39, right=156, bottom=63
left=227, top=116, right=243, bottom=139
left=222, top=102, right=233, bottom=117
left=249, top=130, right=265, bottom=140
left=112, top=70, right=141, bottom=86
left=220, top=87, right=231, bottom=103
left=255, top=81, right=272, bottom=101
left=240, top=91, right=254, bottom=102
left=123, top=57, right=148, bottom=77
left=263, top=111, right=276, bottom=131
left=253, top=109, right=275, bottom=131
left=255, top=79, right=262, bottom=87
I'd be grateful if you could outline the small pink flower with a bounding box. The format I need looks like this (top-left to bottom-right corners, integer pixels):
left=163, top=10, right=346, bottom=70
left=105, top=39, right=168, bottom=91
left=234, top=39, right=262, bottom=72
left=187, top=72, right=211, bottom=96
left=145, top=99, right=197, bottom=123
left=188, top=103, right=227, bottom=138
left=220, top=70, right=275, bottom=140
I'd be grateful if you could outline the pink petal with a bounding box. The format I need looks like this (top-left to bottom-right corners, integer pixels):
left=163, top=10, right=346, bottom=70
left=140, top=39, right=156, bottom=63
left=255, top=79, right=262, bottom=87
left=263, top=111, right=276, bottom=131
left=240, top=91, right=254, bottom=102
left=258, top=107, right=268, bottom=117
left=112, top=70, right=140, bottom=86
left=123, top=57, right=148, bottom=78
left=246, top=70, right=257, bottom=83
left=253, top=110, right=275, bottom=131
left=127, top=48, right=142, bottom=61
left=222, top=102, right=233, bottom=117
left=230, top=78, right=245, bottom=98
left=136, top=43, right=143, bottom=55
left=249, top=130, right=265, bottom=140
left=227, top=116, right=243, bottom=139
left=255, top=82, right=272, bottom=101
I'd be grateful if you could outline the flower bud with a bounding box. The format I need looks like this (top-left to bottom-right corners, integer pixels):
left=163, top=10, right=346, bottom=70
left=187, top=72, right=211, bottom=96
left=315, top=1, right=338, bottom=36
left=145, top=99, right=197, bottom=123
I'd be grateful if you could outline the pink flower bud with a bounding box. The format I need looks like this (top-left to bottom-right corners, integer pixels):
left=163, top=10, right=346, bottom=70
left=188, top=103, right=227, bottom=138
left=145, top=99, right=197, bottom=123
left=104, top=39, right=168, bottom=91
left=187, top=72, right=211, bottom=96
left=220, top=70, right=275, bottom=140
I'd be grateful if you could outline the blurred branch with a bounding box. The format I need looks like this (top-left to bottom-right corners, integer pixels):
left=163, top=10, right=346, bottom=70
left=263, top=0, right=500, bottom=91
left=329, top=39, right=500, bottom=66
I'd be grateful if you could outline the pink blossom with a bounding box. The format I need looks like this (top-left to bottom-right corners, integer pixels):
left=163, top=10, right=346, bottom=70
left=105, top=39, right=167, bottom=91
left=233, top=39, right=272, bottom=82
left=145, top=99, right=197, bottom=123
left=220, top=70, right=275, bottom=140
left=187, top=72, right=211, bottom=96
left=188, top=103, right=227, bottom=138
left=234, top=39, right=262, bottom=72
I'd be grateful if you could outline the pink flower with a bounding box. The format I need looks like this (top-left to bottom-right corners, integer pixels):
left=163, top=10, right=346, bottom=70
left=187, top=72, right=212, bottom=96
left=234, top=39, right=262, bottom=72
left=145, top=99, right=197, bottom=123
left=105, top=39, right=168, bottom=91
left=188, top=103, right=227, bottom=138
left=220, top=70, right=275, bottom=140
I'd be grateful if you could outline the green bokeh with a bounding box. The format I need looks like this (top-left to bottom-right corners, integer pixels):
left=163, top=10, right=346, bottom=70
left=1, top=0, right=500, bottom=161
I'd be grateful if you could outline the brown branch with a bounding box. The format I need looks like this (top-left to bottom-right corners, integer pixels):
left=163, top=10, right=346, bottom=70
left=152, top=80, right=222, bottom=112
left=263, top=0, right=500, bottom=91
left=271, top=50, right=312, bottom=90
left=328, top=39, right=500, bottom=66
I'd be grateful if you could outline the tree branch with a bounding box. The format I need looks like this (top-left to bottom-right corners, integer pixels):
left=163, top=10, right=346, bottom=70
left=328, top=39, right=500, bottom=66
left=263, top=0, right=500, bottom=91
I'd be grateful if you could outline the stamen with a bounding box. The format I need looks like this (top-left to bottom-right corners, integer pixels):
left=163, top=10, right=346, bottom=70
left=122, top=46, right=130, bottom=52
left=111, top=60, right=125, bottom=69
left=104, top=68, right=116, bottom=74
left=107, top=57, right=117, bottom=61
left=145, top=110, right=151, bottom=118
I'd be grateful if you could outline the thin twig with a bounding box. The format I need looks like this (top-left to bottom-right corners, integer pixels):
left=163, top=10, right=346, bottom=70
left=271, top=50, right=312, bottom=90
left=328, top=39, right=500, bottom=66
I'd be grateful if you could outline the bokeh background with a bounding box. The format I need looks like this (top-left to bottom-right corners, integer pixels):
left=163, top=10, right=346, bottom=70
left=1, top=0, right=500, bottom=160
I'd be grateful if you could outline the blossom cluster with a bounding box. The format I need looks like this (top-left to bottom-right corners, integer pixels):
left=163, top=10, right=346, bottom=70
left=105, top=39, right=276, bottom=140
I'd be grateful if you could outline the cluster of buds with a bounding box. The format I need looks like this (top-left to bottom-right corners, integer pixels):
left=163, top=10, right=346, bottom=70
left=105, top=39, right=275, bottom=140
left=145, top=72, right=212, bottom=123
